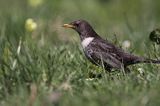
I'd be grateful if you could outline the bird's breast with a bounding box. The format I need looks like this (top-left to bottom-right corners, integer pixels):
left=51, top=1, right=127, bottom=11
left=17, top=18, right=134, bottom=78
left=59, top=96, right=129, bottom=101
left=81, top=37, right=94, bottom=49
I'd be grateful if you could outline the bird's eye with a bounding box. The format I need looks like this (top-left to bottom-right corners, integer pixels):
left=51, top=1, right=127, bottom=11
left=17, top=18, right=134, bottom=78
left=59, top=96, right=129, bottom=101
left=74, top=23, right=79, bottom=27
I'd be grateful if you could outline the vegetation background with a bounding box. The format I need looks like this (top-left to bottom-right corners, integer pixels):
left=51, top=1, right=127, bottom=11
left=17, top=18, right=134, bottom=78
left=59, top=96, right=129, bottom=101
left=0, top=0, right=160, bottom=106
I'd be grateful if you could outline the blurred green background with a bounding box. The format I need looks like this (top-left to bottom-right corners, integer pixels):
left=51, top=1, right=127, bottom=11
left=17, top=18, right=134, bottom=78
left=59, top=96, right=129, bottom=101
left=1, top=0, right=160, bottom=106
left=1, top=0, right=160, bottom=45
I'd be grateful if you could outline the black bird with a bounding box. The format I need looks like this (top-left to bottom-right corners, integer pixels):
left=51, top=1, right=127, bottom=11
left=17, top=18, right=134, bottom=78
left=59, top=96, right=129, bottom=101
left=63, top=20, right=160, bottom=72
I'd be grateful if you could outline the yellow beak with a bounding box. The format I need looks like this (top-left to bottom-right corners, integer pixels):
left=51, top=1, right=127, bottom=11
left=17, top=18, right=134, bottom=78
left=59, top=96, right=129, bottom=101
left=62, top=24, right=75, bottom=29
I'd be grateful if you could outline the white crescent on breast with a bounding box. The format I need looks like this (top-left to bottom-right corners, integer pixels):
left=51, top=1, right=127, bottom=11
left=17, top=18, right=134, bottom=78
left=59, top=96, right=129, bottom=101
left=81, top=37, right=94, bottom=48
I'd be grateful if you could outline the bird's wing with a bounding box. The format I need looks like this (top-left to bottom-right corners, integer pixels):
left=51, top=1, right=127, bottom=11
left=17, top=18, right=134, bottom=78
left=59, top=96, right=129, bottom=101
left=87, top=40, right=124, bottom=69
left=90, top=50, right=123, bottom=69
left=90, top=38, right=140, bottom=66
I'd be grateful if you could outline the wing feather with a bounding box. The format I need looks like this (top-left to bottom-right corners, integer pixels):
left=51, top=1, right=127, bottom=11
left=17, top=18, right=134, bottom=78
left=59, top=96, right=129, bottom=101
left=85, top=38, right=139, bottom=68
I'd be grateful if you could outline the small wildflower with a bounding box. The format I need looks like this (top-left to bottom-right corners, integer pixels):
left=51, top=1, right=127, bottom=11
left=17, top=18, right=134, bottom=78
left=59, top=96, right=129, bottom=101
left=25, top=18, right=37, bottom=32
left=122, top=40, right=131, bottom=49
left=28, top=0, right=43, bottom=7
left=137, top=67, right=144, bottom=74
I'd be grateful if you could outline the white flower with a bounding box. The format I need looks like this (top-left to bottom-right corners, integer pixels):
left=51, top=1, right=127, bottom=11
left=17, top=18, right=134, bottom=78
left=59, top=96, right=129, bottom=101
left=122, top=40, right=131, bottom=49
left=25, top=18, right=37, bottom=32
left=138, top=67, right=144, bottom=74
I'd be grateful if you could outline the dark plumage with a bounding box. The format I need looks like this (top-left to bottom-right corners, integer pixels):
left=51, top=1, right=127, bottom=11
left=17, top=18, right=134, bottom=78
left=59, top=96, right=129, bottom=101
left=63, top=20, right=160, bottom=72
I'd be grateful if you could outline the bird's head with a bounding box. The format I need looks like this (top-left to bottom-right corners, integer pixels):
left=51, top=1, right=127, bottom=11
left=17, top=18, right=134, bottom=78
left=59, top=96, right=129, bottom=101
left=63, top=20, right=97, bottom=39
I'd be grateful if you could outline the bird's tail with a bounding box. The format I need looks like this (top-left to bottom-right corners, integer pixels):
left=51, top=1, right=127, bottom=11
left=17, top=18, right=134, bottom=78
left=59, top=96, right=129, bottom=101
left=136, top=58, right=160, bottom=64
left=143, top=59, right=160, bottom=64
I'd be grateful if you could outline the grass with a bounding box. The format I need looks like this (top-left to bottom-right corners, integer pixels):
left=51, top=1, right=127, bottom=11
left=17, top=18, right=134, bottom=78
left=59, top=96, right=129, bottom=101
left=0, top=0, right=160, bottom=106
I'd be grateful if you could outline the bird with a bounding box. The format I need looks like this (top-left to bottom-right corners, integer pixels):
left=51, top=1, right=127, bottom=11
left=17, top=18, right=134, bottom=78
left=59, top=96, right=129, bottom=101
left=62, top=20, right=160, bottom=72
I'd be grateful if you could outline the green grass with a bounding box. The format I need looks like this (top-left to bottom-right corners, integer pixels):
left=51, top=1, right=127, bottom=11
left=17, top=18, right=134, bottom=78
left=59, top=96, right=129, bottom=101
left=0, top=0, right=160, bottom=106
